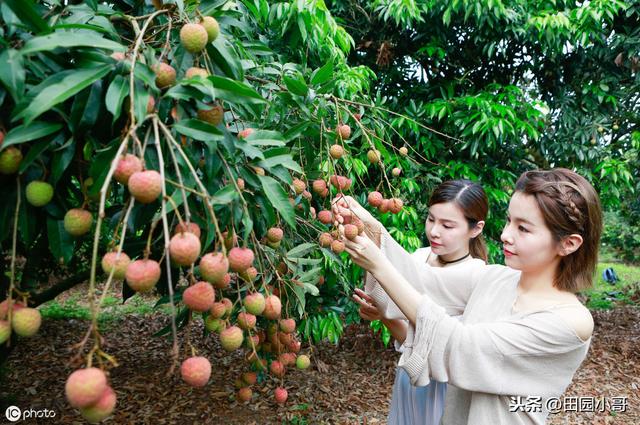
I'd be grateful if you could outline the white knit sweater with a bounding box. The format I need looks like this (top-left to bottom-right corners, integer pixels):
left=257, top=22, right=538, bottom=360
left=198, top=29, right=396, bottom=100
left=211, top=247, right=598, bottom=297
left=365, top=230, right=591, bottom=425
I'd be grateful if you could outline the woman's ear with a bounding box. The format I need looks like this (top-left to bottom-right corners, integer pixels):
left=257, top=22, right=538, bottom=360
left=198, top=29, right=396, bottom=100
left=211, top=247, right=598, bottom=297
left=471, top=220, right=485, bottom=238
left=559, top=234, right=583, bottom=256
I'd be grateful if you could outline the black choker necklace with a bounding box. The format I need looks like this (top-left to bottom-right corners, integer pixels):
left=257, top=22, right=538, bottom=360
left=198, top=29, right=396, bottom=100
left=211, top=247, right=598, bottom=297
left=438, top=252, right=470, bottom=265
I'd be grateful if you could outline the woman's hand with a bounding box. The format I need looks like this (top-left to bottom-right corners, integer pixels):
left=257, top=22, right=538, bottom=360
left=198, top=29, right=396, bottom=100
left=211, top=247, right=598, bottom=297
left=340, top=226, right=388, bottom=273
left=331, top=195, right=378, bottom=229
left=352, top=288, right=383, bottom=321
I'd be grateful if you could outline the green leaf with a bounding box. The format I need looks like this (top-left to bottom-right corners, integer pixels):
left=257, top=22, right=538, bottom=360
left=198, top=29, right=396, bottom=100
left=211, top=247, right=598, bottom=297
left=208, top=75, right=266, bottom=104
left=286, top=243, right=316, bottom=258
left=2, top=0, right=49, bottom=34
left=21, top=31, right=125, bottom=55
left=0, top=49, right=25, bottom=102
left=211, top=184, right=239, bottom=205
left=283, top=75, right=308, bottom=96
left=105, top=75, right=128, bottom=122
left=207, top=35, right=243, bottom=80
left=47, top=218, right=75, bottom=264
left=244, top=130, right=286, bottom=147
left=2, top=121, right=62, bottom=149
left=258, top=175, right=296, bottom=228
left=174, top=119, right=224, bottom=144
left=50, top=139, right=75, bottom=185
left=310, top=61, right=333, bottom=86
left=14, top=65, right=112, bottom=124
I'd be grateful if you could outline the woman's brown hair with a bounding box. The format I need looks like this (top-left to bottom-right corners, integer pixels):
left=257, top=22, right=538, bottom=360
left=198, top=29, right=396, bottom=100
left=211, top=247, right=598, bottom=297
left=515, top=168, right=603, bottom=292
left=429, top=180, right=489, bottom=261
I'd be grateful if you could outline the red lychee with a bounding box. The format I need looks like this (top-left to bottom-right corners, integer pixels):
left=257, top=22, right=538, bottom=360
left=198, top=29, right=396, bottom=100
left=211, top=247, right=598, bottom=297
left=128, top=170, right=162, bottom=204
left=199, top=252, right=229, bottom=285
left=228, top=247, right=255, bottom=272
left=180, top=356, right=211, bottom=387
left=114, top=154, right=142, bottom=184
left=220, top=326, right=244, bottom=351
left=125, top=259, right=161, bottom=292
left=183, top=281, right=215, bottom=312
left=243, top=293, right=266, bottom=316
left=263, top=295, right=282, bottom=320
left=169, top=231, right=201, bottom=266
left=65, top=368, right=108, bottom=408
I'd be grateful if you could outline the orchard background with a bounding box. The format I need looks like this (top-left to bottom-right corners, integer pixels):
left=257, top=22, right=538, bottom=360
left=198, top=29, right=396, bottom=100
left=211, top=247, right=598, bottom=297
left=0, top=0, right=638, bottom=423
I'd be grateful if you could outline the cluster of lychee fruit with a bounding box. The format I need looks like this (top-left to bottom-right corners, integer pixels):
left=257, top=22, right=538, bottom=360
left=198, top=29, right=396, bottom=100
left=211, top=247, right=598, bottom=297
left=367, top=191, right=403, bottom=214
left=65, top=367, right=116, bottom=423
left=0, top=299, right=42, bottom=345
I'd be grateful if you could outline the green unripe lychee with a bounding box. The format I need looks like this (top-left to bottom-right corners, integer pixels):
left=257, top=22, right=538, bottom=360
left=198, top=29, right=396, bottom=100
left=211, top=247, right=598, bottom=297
left=64, top=208, right=93, bottom=236
left=26, top=181, right=54, bottom=207
left=180, top=23, right=209, bottom=53
left=200, top=17, right=220, bottom=43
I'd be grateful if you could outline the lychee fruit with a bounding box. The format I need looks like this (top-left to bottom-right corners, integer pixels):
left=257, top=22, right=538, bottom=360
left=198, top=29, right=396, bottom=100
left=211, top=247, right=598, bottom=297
left=114, top=154, right=142, bottom=184
left=101, top=251, right=131, bottom=280
left=319, top=232, right=333, bottom=247
left=399, top=146, right=408, bottom=156
left=65, top=367, right=108, bottom=408
left=10, top=307, right=41, bottom=337
left=200, top=16, right=220, bottom=43
left=337, top=124, right=351, bottom=140
left=64, top=208, right=93, bottom=236
left=213, top=273, right=231, bottom=289
left=292, top=178, right=306, bottom=195
left=180, top=23, right=209, bottom=53
left=228, top=247, right=255, bottom=272
left=296, top=354, right=311, bottom=369
left=289, top=340, right=301, bottom=353
left=174, top=222, right=201, bottom=238
left=270, top=360, right=285, bottom=377
left=25, top=181, right=54, bottom=207
left=111, top=52, right=126, bottom=61
left=312, top=179, right=327, bottom=195
left=392, top=167, right=402, bottom=177
left=0, top=320, right=10, bottom=344
left=354, top=113, right=362, bottom=121
left=0, top=147, right=23, bottom=175
left=378, top=199, right=391, bottom=213
left=237, top=178, right=245, bottom=190
left=205, top=316, right=225, bottom=333
left=221, top=297, right=233, bottom=316
left=185, top=67, right=209, bottom=79
left=243, top=293, right=265, bottom=315
left=125, top=259, right=161, bottom=292
left=279, top=318, right=296, bottom=334
left=79, top=385, right=117, bottom=423
left=239, top=266, right=258, bottom=282
left=331, top=240, right=345, bottom=254
left=389, top=198, right=404, bottom=214
left=209, top=301, right=228, bottom=319
left=154, top=63, right=177, bottom=89
left=199, top=252, right=229, bottom=285
left=329, top=175, right=352, bottom=190
left=318, top=210, right=333, bottom=224
left=169, top=231, right=201, bottom=266
left=128, top=170, right=162, bottom=204
left=274, top=387, right=288, bottom=404
left=368, top=191, right=383, bottom=207
left=367, top=149, right=381, bottom=164
left=279, top=352, right=296, bottom=367
left=310, top=206, right=317, bottom=219
left=267, top=227, right=283, bottom=243
left=242, top=372, right=257, bottom=385
left=263, top=295, right=282, bottom=320
left=197, top=105, right=224, bottom=125
left=220, top=326, right=244, bottom=351
left=222, top=231, right=238, bottom=250
left=237, top=312, right=256, bottom=330
left=237, top=387, right=252, bottom=402
left=180, top=356, right=211, bottom=387
left=343, top=224, right=359, bottom=241
left=238, top=128, right=254, bottom=139
left=183, top=281, right=215, bottom=312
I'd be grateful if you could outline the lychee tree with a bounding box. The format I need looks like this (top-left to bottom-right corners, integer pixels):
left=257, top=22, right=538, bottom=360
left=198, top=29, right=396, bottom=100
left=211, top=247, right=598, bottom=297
left=0, top=0, right=431, bottom=419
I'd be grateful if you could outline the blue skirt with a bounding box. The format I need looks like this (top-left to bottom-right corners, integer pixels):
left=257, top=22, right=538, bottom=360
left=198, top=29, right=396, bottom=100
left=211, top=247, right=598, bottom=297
left=388, top=368, right=447, bottom=425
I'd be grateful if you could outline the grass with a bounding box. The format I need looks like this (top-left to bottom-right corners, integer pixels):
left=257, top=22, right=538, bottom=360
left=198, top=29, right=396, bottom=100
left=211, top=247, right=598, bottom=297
left=583, top=262, right=640, bottom=310
left=39, top=292, right=174, bottom=330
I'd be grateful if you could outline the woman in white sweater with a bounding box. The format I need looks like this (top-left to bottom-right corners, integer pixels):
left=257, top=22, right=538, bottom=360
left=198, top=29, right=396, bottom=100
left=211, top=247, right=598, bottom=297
left=334, top=168, right=600, bottom=425
left=352, top=179, right=489, bottom=425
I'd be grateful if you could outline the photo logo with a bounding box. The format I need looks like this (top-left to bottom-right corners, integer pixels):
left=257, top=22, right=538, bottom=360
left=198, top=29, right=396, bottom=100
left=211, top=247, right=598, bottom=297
left=5, top=406, right=21, bottom=422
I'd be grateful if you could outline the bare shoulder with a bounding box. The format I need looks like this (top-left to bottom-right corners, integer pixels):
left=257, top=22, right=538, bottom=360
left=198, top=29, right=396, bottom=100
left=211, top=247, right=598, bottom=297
left=553, top=302, right=594, bottom=342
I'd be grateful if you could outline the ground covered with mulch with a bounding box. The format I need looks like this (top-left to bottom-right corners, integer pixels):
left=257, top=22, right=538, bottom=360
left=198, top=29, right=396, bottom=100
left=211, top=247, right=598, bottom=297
left=1, top=298, right=638, bottom=424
